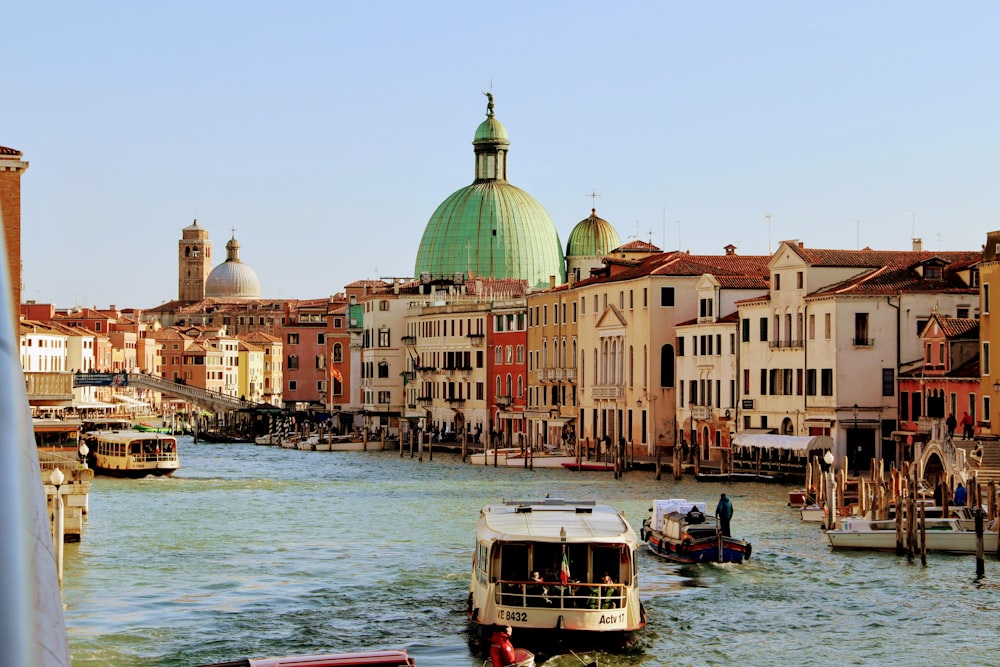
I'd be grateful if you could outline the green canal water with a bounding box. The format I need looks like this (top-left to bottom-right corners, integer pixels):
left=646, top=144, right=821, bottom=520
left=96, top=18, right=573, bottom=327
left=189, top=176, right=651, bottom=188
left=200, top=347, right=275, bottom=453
left=61, top=437, right=1000, bottom=666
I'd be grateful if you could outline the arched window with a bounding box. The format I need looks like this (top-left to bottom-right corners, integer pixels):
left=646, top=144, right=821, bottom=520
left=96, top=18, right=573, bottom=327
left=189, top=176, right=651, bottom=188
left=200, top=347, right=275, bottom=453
left=660, top=344, right=674, bottom=387
left=333, top=343, right=343, bottom=363
left=517, top=375, right=523, bottom=397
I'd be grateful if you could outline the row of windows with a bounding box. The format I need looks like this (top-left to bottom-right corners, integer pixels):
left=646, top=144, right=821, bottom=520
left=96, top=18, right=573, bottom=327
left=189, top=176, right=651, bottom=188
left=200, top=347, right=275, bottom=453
left=413, top=350, right=485, bottom=370
left=413, top=318, right=485, bottom=338
left=493, top=345, right=526, bottom=365
left=412, top=381, right=486, bottom=401
left=899, top=391, right=986, bottom=423
left=676, top=334, right=736, bottom=357
left=286, top=355, right=328, bottom=371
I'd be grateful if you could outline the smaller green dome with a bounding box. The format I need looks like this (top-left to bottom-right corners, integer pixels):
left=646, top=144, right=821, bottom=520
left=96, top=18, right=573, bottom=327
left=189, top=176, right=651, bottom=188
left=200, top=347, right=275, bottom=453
left=567, top=209, right=621, bottom=257
left=474, top=116, right=509, bottom=145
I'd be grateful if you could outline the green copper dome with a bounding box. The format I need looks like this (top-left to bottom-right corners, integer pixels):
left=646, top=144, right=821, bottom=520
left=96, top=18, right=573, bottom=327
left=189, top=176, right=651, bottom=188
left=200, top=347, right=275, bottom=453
left=474, top=116, right=509, bottom=145
left=414, top=96, right=565, bottom=288
left=566, top=209, right=621, bottom=257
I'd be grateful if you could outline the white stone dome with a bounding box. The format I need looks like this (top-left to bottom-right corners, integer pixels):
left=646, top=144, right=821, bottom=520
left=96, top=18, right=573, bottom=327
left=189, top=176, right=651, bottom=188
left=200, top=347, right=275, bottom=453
left=205, top=236, right=261, bottom=299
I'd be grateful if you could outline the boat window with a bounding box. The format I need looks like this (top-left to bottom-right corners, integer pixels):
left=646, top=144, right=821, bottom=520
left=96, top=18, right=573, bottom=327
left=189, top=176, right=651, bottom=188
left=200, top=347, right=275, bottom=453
left=592, top=545, right=627, bottom=585
left=498, top=543, right=528, bottom=584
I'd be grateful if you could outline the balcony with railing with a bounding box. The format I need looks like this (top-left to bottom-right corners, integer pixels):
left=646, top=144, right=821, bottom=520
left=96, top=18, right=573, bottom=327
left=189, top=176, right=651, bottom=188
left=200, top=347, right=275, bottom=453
left=853, top=337, right=875, bottom=347
left=591, top=385, right=625, bottom=399
left=496, top=394, right=512, bottom=407
left=768, top=340, right=804, bottom=350
left=401, top=335, right=416, bottom=345
left=444, top=396, right=465, bottom=405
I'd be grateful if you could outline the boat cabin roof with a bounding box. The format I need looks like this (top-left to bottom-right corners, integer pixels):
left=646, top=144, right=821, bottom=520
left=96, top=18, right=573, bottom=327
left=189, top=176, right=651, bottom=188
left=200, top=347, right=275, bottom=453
left=478, top=498, right=636, bottom=545
left=89, top=429, right=177, bottom=443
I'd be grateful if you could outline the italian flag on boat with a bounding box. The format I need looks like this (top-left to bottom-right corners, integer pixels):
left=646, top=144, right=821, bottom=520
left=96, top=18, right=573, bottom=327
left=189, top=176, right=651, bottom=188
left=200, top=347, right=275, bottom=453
left=560, top=550, right=570, bottom=585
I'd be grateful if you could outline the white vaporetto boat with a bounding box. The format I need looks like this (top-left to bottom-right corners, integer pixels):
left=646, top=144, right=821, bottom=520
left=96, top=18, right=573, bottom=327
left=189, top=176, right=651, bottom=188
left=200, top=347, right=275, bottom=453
left=827, top=516, right=999, bottom=554
left=83, top=430, right=180, bottom=478
left=467, top=498, right=646, bottom=647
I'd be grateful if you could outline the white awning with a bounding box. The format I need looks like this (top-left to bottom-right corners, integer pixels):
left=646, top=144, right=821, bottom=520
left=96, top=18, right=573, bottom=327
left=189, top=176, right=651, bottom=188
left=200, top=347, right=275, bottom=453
left=71, top=400, right=116, bottom=410
left=111, top=395, right=150, bottom=407
left=731, top=434, right=834, bottom=452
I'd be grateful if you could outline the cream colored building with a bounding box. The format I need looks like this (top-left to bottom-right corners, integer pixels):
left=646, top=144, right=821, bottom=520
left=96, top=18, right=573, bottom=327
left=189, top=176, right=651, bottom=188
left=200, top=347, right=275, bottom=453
left=737, top=240, right=979, bottom=469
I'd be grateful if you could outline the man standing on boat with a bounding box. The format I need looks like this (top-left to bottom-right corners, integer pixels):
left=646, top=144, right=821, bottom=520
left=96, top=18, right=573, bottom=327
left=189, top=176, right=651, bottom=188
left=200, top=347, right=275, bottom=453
left=489, top=625, right=516, bottom=667
left=716, top=493, right=734, bottom=537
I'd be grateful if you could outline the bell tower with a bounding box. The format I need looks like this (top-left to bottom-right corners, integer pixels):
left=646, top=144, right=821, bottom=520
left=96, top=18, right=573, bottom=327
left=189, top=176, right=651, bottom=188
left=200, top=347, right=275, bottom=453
left=178, top=219, right=212, bottom=302
left=0, top=145, right=28, bottom=318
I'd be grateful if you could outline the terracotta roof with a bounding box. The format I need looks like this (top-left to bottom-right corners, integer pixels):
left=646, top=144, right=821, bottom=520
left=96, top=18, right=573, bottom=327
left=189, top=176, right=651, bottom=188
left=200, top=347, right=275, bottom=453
left=808, top=250, right=979, bottom=297
left=574, top=251, right=771, bottom=288
left=937, top=317, right=979, bottom=339
left=240, top=331, right=281, bottom=343
left=0, top=145, right=22, bottom=156
left=614, top=240, right=661, bottom=252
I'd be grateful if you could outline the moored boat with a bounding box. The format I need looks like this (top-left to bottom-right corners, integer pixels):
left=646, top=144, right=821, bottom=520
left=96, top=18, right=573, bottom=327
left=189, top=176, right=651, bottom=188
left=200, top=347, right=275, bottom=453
left=467, top=498, right=646, bottom=649
left=826, top=515, right=999, bottom=554
left=504, top=451, right=578, bottom=468
left=640, top=499, right=752, bottom=564
left=191, top=649, right=417, bottom=666
left=800, top=504, right=827, bottom=522
left=468, top=447, right=521, bottom=465
left=561, top=461, right=615, bottom=472
left=82, top=429, right=180, bottom=478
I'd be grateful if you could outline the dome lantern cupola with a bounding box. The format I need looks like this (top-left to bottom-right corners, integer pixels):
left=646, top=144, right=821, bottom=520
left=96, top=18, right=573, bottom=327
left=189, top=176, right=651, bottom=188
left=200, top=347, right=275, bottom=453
left=204, top=231, right=262, bottom=299
left=414, top=95, right=566, bottom=289
left=473, top=92, right=509, bottom=182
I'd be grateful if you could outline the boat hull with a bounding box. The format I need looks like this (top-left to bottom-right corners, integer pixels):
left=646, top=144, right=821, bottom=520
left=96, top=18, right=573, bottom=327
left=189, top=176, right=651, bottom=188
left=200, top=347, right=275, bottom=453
left=827, top=518, right=1000, bottom=554
left=561, top=461, right=615, bottom=472
left=94, top=462, right=178, bottom=478
left=644, top=530, right=751, bottom=564
left=504, top=454, right=578, bottom=468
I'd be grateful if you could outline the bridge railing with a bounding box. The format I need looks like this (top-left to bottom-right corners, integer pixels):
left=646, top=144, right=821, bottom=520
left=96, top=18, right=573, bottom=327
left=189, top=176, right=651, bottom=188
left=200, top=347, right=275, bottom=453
left=126, top=373, right=261, bottom=412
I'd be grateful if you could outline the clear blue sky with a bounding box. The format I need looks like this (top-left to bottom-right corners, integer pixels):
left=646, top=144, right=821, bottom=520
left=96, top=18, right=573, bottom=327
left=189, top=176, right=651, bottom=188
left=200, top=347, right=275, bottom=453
left=8, top=2, right=998, bottom=308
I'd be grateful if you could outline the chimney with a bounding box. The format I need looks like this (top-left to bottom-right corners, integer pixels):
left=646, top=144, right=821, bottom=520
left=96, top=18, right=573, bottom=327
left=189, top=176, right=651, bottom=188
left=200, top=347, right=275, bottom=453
left=549, top=275, right=556, bottom=289
left=912, top=238, right=923, bottom=252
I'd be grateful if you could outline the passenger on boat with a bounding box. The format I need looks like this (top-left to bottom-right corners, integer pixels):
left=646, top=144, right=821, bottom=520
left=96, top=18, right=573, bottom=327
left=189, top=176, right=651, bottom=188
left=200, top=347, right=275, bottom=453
left=489, top=625, right=516, bottom=667
left=527, top=571, right=550, bottom=606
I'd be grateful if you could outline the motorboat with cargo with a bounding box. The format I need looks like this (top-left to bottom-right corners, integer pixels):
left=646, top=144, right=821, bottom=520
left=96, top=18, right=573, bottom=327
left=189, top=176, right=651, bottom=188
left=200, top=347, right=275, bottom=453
left=640, top=499, right=752, bottom=564
left=467, top=498, right=646, bottom=648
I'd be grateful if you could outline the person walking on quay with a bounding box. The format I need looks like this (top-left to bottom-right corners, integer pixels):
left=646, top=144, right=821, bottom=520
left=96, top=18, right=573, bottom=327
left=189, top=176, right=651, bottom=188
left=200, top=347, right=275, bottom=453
left=960, top=412, right=974, bottom=440
left=716, top=493, right=734, bottom=537
left=945, top=413, right=957, bottom=440
left=954, top=482, right=967, bottom=507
